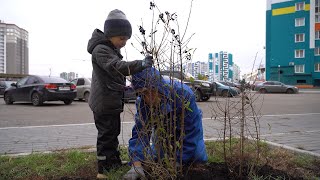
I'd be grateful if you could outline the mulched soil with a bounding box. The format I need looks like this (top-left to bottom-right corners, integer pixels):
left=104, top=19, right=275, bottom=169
left=55, top=162, right=304, bottom=180
left=179, top=162, right=303, bottom=180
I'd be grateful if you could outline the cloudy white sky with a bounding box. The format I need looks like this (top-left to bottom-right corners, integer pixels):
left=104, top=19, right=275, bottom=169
left=0, top=0, right=266, bottom=78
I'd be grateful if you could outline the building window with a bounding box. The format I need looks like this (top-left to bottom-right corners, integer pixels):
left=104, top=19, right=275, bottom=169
left=295, top=18, right=305, bottom=27
left=295, top=34, right=305, bottom=42
left=316, top=0, right=320, bottom=13
left=295, top=64, right=305, bottom=73
left=315, top=63, right=320, bottom=72
left=316, top=31, right=320, bottom=39
left=296, top=2, right=305, bottom=11
left=316, top=15, right=320, bottom=22
left=297, top=79, right=306, bottom=83
left=315, top=47, right=320, bottom=56
left=295, top=49, right=305, bottom=58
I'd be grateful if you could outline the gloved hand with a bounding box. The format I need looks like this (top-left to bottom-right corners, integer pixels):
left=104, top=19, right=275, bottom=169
left=123, top=166, right=145, bottom=180
left=141, top=55, right=153, bottom=68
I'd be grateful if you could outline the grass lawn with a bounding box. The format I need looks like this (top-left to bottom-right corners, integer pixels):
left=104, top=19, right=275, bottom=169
left=0, top=140, right=319, bottom=180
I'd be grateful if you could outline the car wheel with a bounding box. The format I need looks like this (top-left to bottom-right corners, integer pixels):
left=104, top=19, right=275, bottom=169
left=195, top=90, right=202, bottom=102
left=64, top=99, right=73, bottom=105
left=259, top=88, right=267, bottom=94
left=222, top=90, right=229, bottom=97
left=286, top=88, right=294, bottom=94
left=31, top=92, right=43, bottom=106
left=202, top=96, right=210, bottom=101
left=84, top=92, right=90, bottom=102
left=4, top=93, right=13, bottom=105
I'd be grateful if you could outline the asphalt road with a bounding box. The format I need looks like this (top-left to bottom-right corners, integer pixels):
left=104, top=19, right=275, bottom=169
left=0, top=92, right=320, bottom=155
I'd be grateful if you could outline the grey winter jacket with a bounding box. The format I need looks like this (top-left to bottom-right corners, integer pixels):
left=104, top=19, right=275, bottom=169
left=87, top=29, right=144, bottom=114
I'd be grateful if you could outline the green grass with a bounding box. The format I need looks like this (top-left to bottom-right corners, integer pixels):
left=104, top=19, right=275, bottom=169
left=0, top=140, right=319, bottom=179
left=0, top=150, right=97, bottom=179
left=292, top=154, right=315, bottom=168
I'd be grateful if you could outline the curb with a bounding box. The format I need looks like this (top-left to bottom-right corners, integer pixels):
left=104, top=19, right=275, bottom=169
left=299, top=91, right=320, bottom=94
left=205, top=137, right=320, bottom=158
left=262, top=140, right=320, bottom=158
left=2, top=138, right=320, bottom=159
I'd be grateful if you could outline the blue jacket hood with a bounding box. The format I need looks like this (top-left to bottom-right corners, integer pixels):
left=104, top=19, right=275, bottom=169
left=131, top=67, right=169, bottom=96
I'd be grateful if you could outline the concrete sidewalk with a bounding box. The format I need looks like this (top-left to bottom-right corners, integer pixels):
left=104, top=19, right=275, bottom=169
left=299, top=88, right=320, bottom=94
left=1, top=113, right=320, bottom=156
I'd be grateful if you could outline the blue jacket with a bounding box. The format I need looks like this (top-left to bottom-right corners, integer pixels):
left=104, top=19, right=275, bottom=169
left=128, top=74, right=208, bottom=163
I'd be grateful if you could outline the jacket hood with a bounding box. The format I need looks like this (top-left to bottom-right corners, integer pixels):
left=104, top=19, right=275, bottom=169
left=87, top=29, right=108, bottom=54
left=131, top=67, right=169, bottom=96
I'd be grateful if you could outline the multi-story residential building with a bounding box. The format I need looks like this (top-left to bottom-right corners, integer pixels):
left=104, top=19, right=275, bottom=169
left=233, top=64, right=241, bottom=82
left=60, top=72, right=68, bottom=80
left=208, top=51, right=234, bottom=82
left=266, top=0, right=320, bottom=86
left=208, top=53, right=215, bottom=82
left=185, top=61, right=209, bottom=79
left=68, top=72, right=76, bottom=81
left=185, top=62, right=194, bottom=76
left=0, top=20, right=28, bottom=74
left=60, top=72, right=77, bottom=81
left=242, top=65, right=266, bottom=83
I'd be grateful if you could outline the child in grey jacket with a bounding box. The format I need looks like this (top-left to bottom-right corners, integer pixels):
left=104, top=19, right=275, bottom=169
left=87, top=9, right=153, bottom=179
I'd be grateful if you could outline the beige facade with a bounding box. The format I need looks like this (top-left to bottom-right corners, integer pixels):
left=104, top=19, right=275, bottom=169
left=0, top=20, right=28, bottom=74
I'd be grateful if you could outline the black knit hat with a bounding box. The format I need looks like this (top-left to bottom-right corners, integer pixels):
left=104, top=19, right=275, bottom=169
left=104, top=9, right=132, bottom=38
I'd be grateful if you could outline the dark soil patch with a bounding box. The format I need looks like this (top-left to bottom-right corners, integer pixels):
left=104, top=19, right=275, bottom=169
left=179, top=162, right=304, bottom=180
left=49, top=162, right=307, bottom=180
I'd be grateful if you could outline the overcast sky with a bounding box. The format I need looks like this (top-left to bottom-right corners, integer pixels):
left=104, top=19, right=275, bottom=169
left=0, top=0, right=266, bottom=78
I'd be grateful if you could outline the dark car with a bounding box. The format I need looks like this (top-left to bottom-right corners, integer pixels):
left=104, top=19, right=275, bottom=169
left=4, top=75, right=77, bottom=106
left=213, top=82, right=240, bottom=97
left=123, top=79, right=137, bottom=103
left=70, top=78, right=91, bottom=102
left=254, top=81, right=299, bottom=94
left=218, top=81, right=241, bottom=89
left=160, top=71, right=214, bottom=102
left=0, top=81, right=16, bottom=96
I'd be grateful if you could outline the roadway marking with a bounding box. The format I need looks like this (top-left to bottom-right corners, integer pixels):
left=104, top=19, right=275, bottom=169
left=0, top=112, right=319, bottom=130
left=202, top=112, right=320, bottom=120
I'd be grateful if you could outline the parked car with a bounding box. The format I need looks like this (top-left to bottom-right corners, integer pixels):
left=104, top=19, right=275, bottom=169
left=160, top=71, right=214, bottom=102
left=213, top=81, right=240, bottom=97
left=70, top=78, right=91, bottom=102
left=4, top=75, right=77, bottom=106
left=254, top=81, right=299, bottom=94
left=123, top=79, right=137, bottom=103
left=248, top=80, right=265, bottom=90
left=218, top=81, right=241, bottom=89
left=0, top=80, right=16, bottom=96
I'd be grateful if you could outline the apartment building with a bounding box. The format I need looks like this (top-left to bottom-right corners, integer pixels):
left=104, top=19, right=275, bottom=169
left=208, top=51, right=234, bottom=82
left=60, top=72, right=77, bottom=81
left=266, top=0, right=320, bottom=86
left=0, top=20, right=29, bottom=75
left=185, top=61, right=209, bottom=79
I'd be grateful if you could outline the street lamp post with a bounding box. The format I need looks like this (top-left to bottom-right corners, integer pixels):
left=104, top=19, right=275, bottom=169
left=278, top=65, right=281, bottom=82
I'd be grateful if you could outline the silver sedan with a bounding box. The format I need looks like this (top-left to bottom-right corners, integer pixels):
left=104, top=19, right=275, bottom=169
left=254, top=81, right=299, bottom=94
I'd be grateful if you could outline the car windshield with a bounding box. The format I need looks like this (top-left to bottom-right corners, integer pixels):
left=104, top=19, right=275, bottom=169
left=220, top=81, right=234, bottom=86
left=40, top=77, right=68, bottom=83
left=215, top=82, right=226, bottom=87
